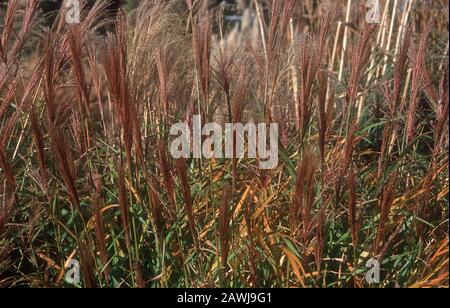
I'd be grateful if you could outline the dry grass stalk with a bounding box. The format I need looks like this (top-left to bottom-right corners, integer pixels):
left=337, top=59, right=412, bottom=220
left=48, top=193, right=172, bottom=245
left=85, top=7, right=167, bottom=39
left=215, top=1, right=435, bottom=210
left=192, top=12, right=212, bottom=116
left=78, top=240, right=98, bottom=288
left=374, top=172, right=397, bottom=256
left=244, top=195, right=259, bottom=287
left=314, top=211, right=325, bottom=274
left=317, top=69, right=334, bottom=163
left=346, top=24, right=377, bottom=105
left=0, top=149, right=16, bottom=235
left=347, top=167, right=359, bottom=247
left=157, top=140, right=176, bottom=211
left=147, top=177, right=165, bottom=236
left=406, top=22, right=432, bottom=143
left=0, top=0, right=447, bottom=288
left=292, top=151, right=317, bottom=240
left=175, top=158, right=197, bottom=244
left=117, top=161, right=131, bottom=251
left=102, top=12, right=136, bottom=169
left=29, top=108, right=49, bottom=196
left=296, top=5, right=333, bottom=139
left=91, top=173, right=109, bottom=284
left=219, top=183, right=232, bottom=269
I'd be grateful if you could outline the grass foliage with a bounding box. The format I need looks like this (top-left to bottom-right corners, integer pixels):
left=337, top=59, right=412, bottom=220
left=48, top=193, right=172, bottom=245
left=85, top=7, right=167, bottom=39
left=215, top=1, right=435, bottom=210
left=0, top=0, right=448, bottom=288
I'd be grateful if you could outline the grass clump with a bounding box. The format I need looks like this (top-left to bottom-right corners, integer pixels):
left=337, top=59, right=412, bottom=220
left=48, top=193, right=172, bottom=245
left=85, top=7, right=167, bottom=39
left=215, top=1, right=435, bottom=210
left=0, top=0, right=448, bottom=288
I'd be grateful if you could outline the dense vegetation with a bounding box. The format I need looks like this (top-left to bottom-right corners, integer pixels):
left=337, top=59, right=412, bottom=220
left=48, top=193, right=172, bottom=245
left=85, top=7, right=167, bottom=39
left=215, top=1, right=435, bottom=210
left=0, top=0, right=448, bottom=288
